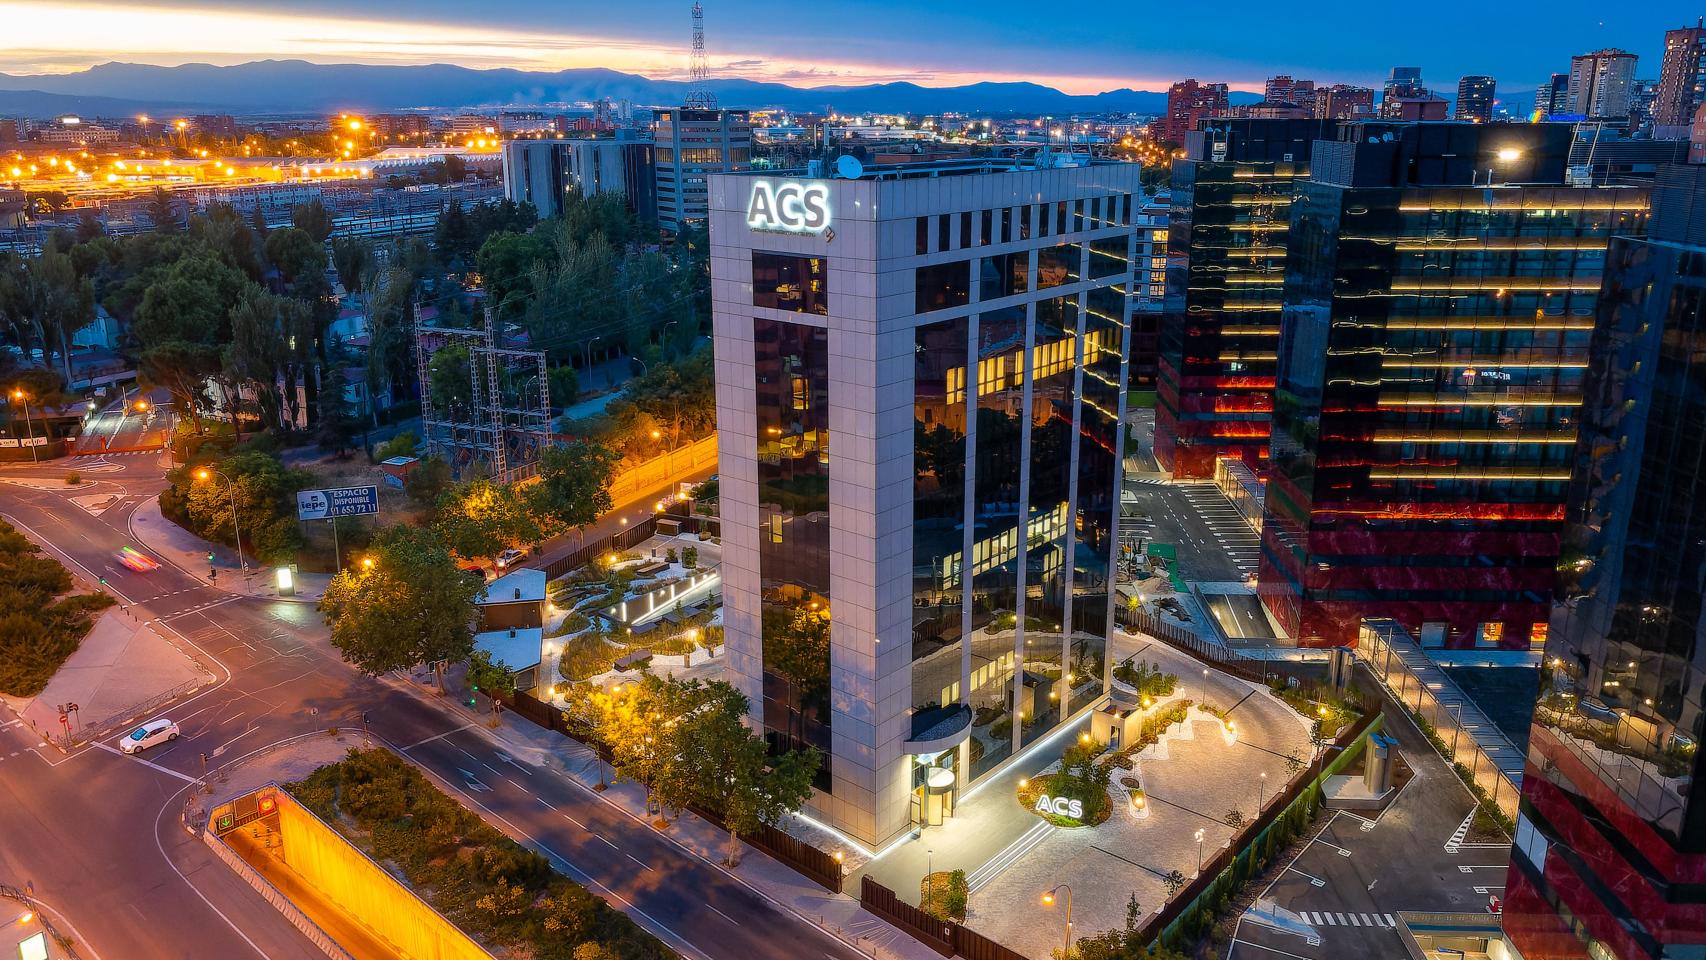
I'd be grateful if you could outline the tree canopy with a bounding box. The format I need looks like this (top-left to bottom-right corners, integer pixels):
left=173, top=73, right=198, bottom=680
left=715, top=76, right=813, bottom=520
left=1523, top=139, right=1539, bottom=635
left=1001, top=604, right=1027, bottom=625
left=319, top=524, right=482, bottom=675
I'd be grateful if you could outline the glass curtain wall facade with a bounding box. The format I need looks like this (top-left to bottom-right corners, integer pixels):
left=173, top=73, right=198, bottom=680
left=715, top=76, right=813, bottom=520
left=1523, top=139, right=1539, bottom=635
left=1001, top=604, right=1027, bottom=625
left=754, top=317, right=833, bottom=789
left=1156, top=120, right=1339, bottom=479
left=1507, top=165, right=1706, bottom=960
left=1261, top=167, right=1648, bottom=648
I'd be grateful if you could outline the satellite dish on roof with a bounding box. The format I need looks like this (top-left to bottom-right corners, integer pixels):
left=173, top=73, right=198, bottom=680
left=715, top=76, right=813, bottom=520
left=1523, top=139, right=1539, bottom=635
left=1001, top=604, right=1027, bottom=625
left=835, top=154, right=864, bottom=180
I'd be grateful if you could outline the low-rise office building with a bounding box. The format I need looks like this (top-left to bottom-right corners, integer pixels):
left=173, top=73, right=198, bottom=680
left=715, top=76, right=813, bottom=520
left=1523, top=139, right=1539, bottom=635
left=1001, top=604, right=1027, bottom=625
left=501, top=135, right=657, bottom=224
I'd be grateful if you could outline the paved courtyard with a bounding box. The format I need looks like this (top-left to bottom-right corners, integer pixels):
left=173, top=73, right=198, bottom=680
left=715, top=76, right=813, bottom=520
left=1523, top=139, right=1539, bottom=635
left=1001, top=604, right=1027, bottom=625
left=861, top=633, right=1316, bottom=960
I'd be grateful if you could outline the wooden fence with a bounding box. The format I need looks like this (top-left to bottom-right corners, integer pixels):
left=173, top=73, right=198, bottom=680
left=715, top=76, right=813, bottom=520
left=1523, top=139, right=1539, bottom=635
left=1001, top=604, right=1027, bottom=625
left=859, top=878, right=1030, bottom=960
left=537, top=512, right=719, bottom=581
left=503, top=689, right=844, bottom=893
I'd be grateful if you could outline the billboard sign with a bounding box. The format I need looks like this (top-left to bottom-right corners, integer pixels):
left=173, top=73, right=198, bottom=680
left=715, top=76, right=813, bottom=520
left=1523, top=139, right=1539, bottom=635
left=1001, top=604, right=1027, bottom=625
left=296, top=485, right=379, bottom=521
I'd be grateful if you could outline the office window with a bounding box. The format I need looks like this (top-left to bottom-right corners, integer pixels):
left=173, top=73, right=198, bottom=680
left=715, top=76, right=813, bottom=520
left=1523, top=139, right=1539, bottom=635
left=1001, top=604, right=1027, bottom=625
left=1037, top=243, right=1081, bottom=289
left=681, top=147, right=724, bottom=164
left=981, top=209, right=993, bottom=246
left=753, top=252, right=829, bottom=315
left=654, top=146, right=676, bottom=163
left=938, top=213, right=951, bottom=253
left=1089, top=236, right=1130, bottom=280
left=979, top=251, right=1030, bottom=301
left=916, top=261, right=970, bottom=313
left=916, top=217, right=929, bottom=255
left=960, top=211, right=972, bottom=249
left=1001, top=208, right=1013, bottom=243
left=1020, top=206, right=1033, bottom=240
left=1056, top=200, right=1068, bottom=235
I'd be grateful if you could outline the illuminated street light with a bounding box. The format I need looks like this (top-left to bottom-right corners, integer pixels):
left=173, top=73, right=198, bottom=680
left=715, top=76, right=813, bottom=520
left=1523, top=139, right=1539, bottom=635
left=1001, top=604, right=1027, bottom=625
left=193, top=466, right=247, bottom=574
left=1194, top=828, right=1206, bottom=872
left=1041, top=885, right=1073, bottom=958
left=10, top=389, right=38, bottom=464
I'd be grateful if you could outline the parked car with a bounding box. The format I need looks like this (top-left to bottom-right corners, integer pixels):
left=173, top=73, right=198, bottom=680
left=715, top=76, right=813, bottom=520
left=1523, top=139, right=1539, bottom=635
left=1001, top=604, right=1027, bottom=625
left=120, top=718, right=179, bottom=754
left=495, top=548, right=526, bottom=571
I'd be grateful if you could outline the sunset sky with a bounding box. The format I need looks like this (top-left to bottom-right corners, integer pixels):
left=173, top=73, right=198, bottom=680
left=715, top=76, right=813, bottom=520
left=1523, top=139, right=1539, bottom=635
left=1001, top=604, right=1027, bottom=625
left=0, top=0, right=1680, bottom=95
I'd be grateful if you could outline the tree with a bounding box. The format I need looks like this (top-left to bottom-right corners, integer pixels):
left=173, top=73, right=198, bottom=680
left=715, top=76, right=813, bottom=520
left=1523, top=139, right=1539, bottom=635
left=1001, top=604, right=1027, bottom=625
left=147, top=189, right=181, bottom=233
left=435, top=200, right=476, bottom=266
left=330, top=237, right=370, bottom=295
left=428, top=343, right=474, bottom=411
left=525, top=439, right=620, bottom=534
left=406, top=455, right=453, bottom=508
left=132, top=250, right=257, bottom=429
left=167, top=449, right=309, bottom=565
left=475, top=230, right=550, bottom=319
left=319, top=524, right=481, bottom=676
left=0, top=240, right=95, bottom=387
left=547, top=364, right=578, bottom=408
left=75, top=209, right=105, bottom=243
left=434, top=479, right=530, bottom=559
left=225, top=287, right=312, bottom=433
left=316, top=349, right=362, bottom=455
left=374, top=430, right=419, bottom=461
left=467, top=649, right=516, bottom=724
left=291, top=199, right=335, bottom=243
left=263, top=226, right=325, bottom=287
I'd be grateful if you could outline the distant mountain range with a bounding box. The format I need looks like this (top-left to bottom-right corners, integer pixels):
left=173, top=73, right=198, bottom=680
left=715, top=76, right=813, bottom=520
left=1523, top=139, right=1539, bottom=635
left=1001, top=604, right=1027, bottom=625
left=0, top=60, right=1264, bottom=118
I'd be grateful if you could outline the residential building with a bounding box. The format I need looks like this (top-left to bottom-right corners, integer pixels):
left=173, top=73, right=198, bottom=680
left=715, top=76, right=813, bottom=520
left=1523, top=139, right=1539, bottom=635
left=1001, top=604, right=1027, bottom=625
left=1257, top=121, right=1649, bottom=649
left=1265, top=76, right=1316, bottom=106
left=1537, top=73, right=1572, bottom=119
left=501, top=135, right=658, bottom=223
left=1692, top=103, right=1706, bottom=162
left=1313, top=85, right=1376, bottom=120
left=0, top=118, right=16, bottom=144
left=1161, top=80, right=1230, bottom=144
left=1569, top=49, right=1640, bottom=121
left=447, top=115, right=498, bottom=137
left=1505, top=163, right=1706, bottom=960
left=707, top=157, right=1142, bottom=845
left=1385, top=96, right=1451, bottom=121
left=32, top=117, right=118, bottom=146
left=1156, top=118, right=1340, bottom=479
left=1654, top=19, right=1706, bottom=134
left=654, top=107, right=752, bottom=232
left=1631, top=79, right=1662, bottom=136
left=1379, top=67, right=1428, bottom=119
left=1455, top=75, right=1497, bottom=122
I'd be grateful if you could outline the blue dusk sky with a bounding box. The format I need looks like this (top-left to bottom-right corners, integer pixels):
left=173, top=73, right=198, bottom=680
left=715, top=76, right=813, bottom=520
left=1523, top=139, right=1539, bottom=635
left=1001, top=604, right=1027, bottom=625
left=1, top=0, right=1689, bottom=96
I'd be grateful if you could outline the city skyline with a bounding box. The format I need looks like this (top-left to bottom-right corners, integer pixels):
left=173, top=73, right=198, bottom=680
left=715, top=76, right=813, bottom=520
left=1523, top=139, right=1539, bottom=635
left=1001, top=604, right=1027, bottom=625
left=0, top=0, right=1687, bottom=99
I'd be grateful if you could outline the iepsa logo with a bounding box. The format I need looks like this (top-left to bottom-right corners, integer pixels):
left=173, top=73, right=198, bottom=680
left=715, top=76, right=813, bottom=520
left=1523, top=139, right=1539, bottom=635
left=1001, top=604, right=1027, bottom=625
left=746, top=181, right=832, bottom=235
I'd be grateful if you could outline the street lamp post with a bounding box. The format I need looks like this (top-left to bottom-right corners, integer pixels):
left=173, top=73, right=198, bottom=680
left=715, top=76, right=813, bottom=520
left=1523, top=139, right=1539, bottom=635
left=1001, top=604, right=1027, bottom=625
left=195, top=467, right=246, bottom=574
left=583, top=336, right=603, bottom=390
left=1194, top=828, right=1206, bottom=873
left=926, top=848, right=935, bottom=908
left=11, top=389, right=37, bottom=464
left=1042, top=884, right=1073, bottom=958
left=1258, top=771, right=1267, bottom=810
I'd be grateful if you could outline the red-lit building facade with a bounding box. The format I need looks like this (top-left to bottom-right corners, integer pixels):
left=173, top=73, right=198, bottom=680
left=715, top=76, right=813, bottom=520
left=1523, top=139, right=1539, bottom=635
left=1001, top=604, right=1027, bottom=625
left=1158, top=80, right=1230, bottom=145
left=1506, top=164, right=1706, bottom=960
left=1257, top=122, right=1648, bottom=648
left=1156, top=118, right=1338, bottom=479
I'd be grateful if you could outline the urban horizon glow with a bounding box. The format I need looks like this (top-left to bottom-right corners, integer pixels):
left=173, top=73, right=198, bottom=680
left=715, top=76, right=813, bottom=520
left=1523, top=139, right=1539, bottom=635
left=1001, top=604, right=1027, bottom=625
left=1, top=0, right=1681, bottom=97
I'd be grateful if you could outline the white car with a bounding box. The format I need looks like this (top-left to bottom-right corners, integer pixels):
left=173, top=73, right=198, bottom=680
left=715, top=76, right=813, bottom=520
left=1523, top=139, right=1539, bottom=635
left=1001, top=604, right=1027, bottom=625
left=495, top=548, right=526, bottom=570
left=120, top=718, right=179, bottom=754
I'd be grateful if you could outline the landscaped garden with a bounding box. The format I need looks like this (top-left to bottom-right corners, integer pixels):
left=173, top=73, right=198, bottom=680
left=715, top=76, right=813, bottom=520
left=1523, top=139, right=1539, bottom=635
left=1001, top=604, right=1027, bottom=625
left=544, top=539, right=723, bottom=690
left=287, top=748, right=672, bottom=960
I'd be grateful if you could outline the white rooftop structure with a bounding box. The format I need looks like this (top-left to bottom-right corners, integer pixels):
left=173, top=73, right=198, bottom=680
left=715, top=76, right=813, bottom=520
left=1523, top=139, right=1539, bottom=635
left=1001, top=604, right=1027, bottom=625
left=478, top=568, right=547, bottom=605
left=474, top=627, right=544, bottom=671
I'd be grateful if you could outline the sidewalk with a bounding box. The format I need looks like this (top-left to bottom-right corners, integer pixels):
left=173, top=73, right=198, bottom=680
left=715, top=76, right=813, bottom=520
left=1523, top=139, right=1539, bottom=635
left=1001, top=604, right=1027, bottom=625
left=130, top=495, right=332, bottom=602
left=418, top=666, right=941, bottom=960
left=0, top=605, right=216, bottom=749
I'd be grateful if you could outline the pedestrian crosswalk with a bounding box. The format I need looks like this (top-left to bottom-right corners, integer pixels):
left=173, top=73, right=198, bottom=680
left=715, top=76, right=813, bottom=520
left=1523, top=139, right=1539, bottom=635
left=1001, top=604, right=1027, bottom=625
left=1177, top=483, right=1262, bottom=574
left=1298, top=911, right=1397, bottom=929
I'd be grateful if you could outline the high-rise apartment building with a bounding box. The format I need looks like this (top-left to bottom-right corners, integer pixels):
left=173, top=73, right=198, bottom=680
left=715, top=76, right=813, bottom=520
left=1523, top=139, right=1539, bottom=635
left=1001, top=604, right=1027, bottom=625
left=1313, top=85, right=1376, bottom=120
left=654, top=107, right=752, bottom=231
left=708, top=157, right=1141, bottom=845
left=1655, top=19, right=1706, bottom=133
left=1161, top=80, right=1230, bottom=145
left=1155, top=118, right=1339, bottom=479
left=1569, top=49, right=1640, bottom=121
left=1537, top=73, right=1572, bottom=118
left=501, top=135, right=658, bottom=223
left=1505, top=163, right=1706, bottom=960
left=1257, top=122, right=1648, bottom=648
left=1455, top=75, right=1497, bottom=121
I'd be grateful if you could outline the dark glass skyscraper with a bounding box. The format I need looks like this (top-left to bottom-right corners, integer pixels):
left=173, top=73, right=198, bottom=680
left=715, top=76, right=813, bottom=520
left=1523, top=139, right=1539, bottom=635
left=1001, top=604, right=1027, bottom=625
left=1506, top=164, right=1706, bottom=960
left=1257, top=123, right=1648, bottom=647
left=1156, top=118, right=1339, bottom=478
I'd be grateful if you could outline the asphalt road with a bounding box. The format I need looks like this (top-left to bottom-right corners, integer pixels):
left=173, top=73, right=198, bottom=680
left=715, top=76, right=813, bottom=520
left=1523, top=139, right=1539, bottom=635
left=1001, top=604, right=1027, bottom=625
left=0, top=454, right=865, bottom=960
left=1122, top=480, right=1259, bottom=582
left=1228, top=683, right=1512, bottom=960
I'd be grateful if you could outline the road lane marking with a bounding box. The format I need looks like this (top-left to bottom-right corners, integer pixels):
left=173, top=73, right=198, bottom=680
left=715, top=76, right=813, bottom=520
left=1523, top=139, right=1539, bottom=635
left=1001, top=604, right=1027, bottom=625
left=704, top=903, right=740, bottom=925
left=595, top=834, right=619, bottom=850
left=399, top=723, right=478, bottom=751
left=92, top=741, right=198, bottom=783
left=627, top=853, right=653, bottom=871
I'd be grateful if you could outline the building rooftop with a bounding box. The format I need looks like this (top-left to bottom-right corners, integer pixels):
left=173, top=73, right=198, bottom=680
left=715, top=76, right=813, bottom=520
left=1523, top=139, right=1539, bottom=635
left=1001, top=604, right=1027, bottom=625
left=478, top=568, right=547, bottom=605
left=474, top=627, right=543, bottom=671
left=724, top=153, right=1131, bottom=182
